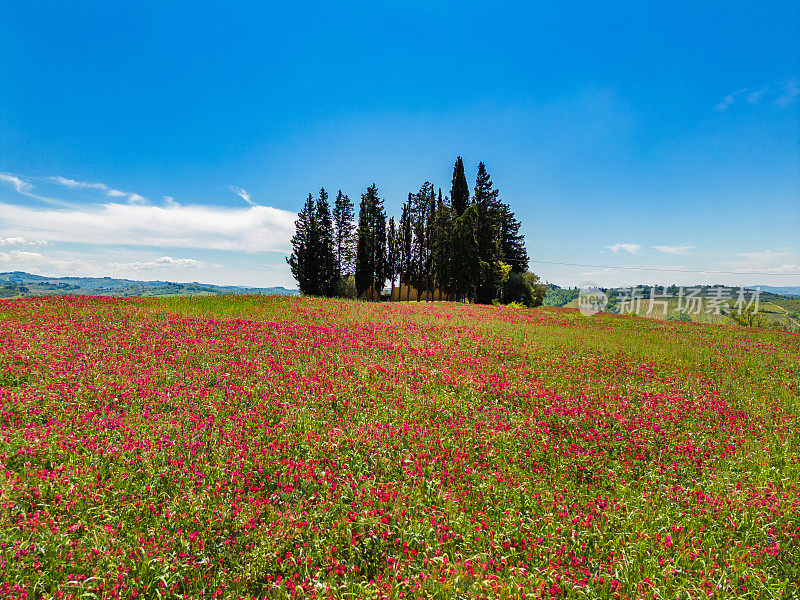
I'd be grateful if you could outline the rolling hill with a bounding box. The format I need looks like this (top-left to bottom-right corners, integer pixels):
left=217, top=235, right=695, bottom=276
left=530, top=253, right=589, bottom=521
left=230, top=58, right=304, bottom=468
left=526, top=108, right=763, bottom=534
left=0, top=271, right=299, bottom=298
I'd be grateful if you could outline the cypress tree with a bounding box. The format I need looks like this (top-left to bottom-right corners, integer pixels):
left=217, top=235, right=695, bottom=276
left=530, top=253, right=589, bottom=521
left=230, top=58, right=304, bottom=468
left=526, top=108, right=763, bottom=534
left=451, top=205, right=480, bottom=302
left=333, top=190, right=356, bottom=278
left=424, top=185, right=436, bottom=299
left=450, top=156, right=470, bottom=217
left=473, top=162, right=502, bottom=303
left=314, top=188, right=337, bottom=296
left=399, top=197, right=413, bottom=301
left=498, top=203, right=528, bottom=273
left=410, top=182, right=434, bottom=300
left=431, top=192, right=453, bottom=299
left=355, top=184, right=387, bottom=300
left=287, top=193, right=316, bottom=294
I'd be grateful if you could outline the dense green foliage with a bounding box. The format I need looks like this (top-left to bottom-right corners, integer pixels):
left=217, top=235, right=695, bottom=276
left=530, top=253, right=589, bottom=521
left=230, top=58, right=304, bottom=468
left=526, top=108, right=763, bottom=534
left=287, top=190, right=338, bottom=296
left=543, top=287, right=580, bottom=307
left=355, top=184, right=388, bottom=299
left=288, top=157, right=537, bottom=305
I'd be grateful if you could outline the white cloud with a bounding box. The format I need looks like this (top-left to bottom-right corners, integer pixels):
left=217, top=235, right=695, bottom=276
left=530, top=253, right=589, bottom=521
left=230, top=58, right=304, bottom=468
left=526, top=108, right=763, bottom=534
left=747, top=88, right=767, bottom=104
left=108, top=256, right=207, bottom=271
left=50, top=176, right=147, bottom=204
left=718, top=250, right=800, bottom=276
left=163, top=196, right=179, bottom=207
left=0, top=237, right=48, bottom=247
left=0, top=250, right=93, bottom=275
left=0, top=201, right=296, bottom=253
left=51, top=176, right=106, bottom=191
left=0, top=173, right=75, bottom=207
left=580, top=267, right=620, bottom=277
left=716, top=88, right=748, bottom=111
left=736, top=250, right=790, bottom=262
left=0, top=173, right=32, bottom=194
left=0, top=237, right=26, bottom=246
left=607, top=243, right=641, bottom=254
left=717, top=78, right=799, bottom=110
left=653, top=245, right=693, bottom=255
left=229, top=185, right=255, bottom=207
left=761, top=264, right=800, bottom=274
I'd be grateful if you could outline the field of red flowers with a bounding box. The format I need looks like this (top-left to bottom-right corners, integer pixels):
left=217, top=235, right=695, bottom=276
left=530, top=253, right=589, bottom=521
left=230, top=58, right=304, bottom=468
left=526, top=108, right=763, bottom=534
left=1, top=295, right=798, bottom=599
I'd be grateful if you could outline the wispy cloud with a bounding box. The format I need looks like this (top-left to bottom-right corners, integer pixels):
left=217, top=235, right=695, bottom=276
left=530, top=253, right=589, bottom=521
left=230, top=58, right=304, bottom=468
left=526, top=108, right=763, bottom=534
left=736, top=249, right=790, bottom=262
left=0, top=201, right=296, bottom=253
left=229, top=185, right=255, bottom=207
left=718, top=249, right=800, bottom=275
left=0, top=173, right=32, bottom=194
left=607, top=243, right=641, bottom=254
left=0, top=236, right=48, bottom=247
left=581, top=267, right=620, bottom=277
left=716, top=78, right=799, bottom=111
left=107, top=256, right=208, bottom=271
left=0, top=172, right=74, bottom=207
left=776, top=78, right=800, bottom=107
left=50, top=176, right=147, bottom=204
left=716, top=88, right=749, bottom=111
left=746, top=87, right=768, bottom=104
left=653, top=245, right=693, bottom=255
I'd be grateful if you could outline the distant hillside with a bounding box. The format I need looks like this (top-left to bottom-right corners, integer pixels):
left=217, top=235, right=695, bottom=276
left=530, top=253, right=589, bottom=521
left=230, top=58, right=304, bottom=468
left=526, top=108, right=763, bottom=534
left=0, top=271, right=299, bottom=299
left=542, top=284, right=799, bottom=332
left=755, top=285, right=800, bottom=297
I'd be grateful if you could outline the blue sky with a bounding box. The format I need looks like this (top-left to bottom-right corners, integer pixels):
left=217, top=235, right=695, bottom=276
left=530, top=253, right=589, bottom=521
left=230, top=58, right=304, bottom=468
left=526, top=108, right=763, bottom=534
left=1, top=1, right=798, bottom=288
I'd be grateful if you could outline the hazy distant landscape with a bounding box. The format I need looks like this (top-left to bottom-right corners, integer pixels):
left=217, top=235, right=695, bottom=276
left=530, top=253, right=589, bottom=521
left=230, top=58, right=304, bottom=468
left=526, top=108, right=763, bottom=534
left=0, top=271, right=299, bottom=299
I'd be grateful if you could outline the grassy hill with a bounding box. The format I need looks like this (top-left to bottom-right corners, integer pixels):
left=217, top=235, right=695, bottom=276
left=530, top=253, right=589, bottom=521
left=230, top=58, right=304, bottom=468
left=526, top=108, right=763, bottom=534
left=545, top=285, right=800, bottom=332
left=0, top=271, right=299, bottom=299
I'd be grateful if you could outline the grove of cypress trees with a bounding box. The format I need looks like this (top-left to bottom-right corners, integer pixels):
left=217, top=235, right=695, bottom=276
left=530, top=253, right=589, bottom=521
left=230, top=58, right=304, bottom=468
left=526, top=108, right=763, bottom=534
left=286, top=156, right=531, bottom=304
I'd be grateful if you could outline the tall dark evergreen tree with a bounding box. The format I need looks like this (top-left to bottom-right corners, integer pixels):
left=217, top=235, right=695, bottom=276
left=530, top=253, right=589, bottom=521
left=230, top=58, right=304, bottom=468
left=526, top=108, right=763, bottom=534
left=450, top=156, right=470, bottom=217
left=314, top=188, right=338, bottom=296
left=355, top=184, right=388, bottom=300
left=399, top=197, right=413, bottom=301
left=498, top=203, right=528, bottom=273
left=473, top=162, right=503, bottom=303
left=332, top=190, right=356, bottom=278
left=450, top=205, right=480, bottom=302
left=431, top=192, right=453, bottom=299
left=286, top=194, right=316, bottom=294
left=424, top=185, right=437, bottom=298
left=410, top=182, right=434, bottom=300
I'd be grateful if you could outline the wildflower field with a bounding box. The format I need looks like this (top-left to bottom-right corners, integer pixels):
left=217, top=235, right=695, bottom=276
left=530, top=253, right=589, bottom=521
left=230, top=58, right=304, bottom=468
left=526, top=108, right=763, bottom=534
left=1, top=296, right=799, bottom=599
